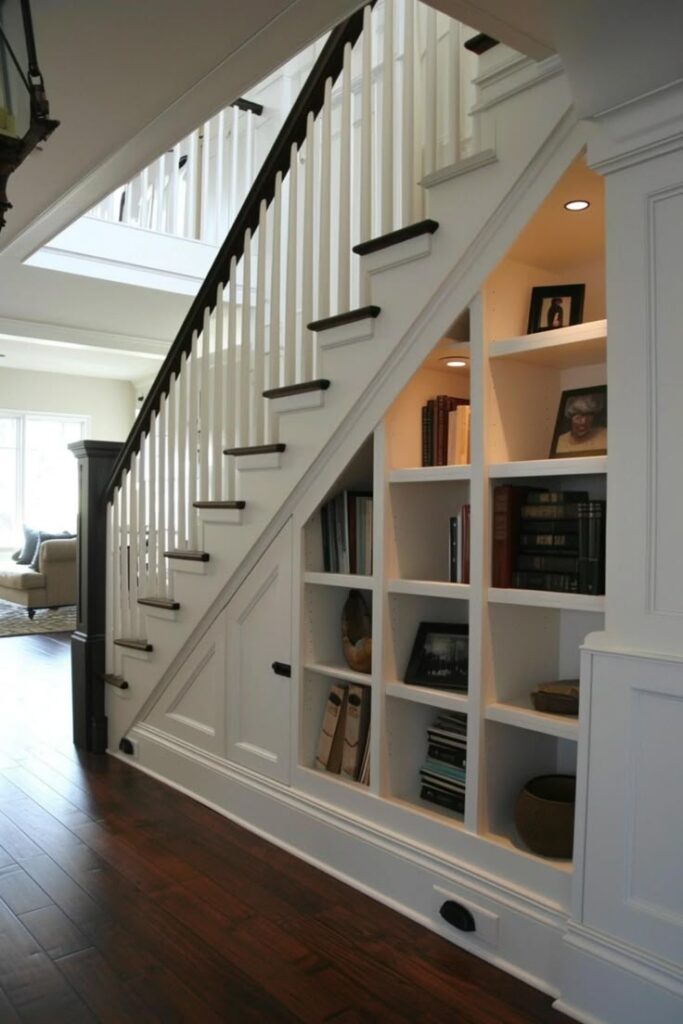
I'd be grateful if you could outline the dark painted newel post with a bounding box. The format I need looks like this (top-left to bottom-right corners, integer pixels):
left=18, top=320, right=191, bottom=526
left=69, top=441, right=124, bottom=753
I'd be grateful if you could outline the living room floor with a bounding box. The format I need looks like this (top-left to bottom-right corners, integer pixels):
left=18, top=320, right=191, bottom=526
left=0, top=633, right=574, bottom=1023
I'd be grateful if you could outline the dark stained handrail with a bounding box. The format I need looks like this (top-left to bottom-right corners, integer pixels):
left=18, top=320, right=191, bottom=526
left=104, top=5, right=369, bottom=503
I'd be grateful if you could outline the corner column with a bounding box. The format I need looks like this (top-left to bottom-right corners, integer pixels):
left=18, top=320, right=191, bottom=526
left=69, top=441, right=123, bottom=753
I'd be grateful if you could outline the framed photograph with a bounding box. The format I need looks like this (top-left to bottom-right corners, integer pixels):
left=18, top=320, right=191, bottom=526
left=404, top=622, right=469, bottom=691
left=549, top=384, right=607, bottom=458
left=527, top=284, right=585, bottom=334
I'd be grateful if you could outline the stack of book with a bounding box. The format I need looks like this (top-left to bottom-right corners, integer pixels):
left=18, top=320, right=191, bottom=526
left=314, top=683, right=371, bottom=785
left=419, top=711, right=467, bottom=813
left=492, top=486, right=606, bottom=594
left=449, top=505, right=471, bottom=583
left=320, top=491, right=373, bottom=574
left=421, top=395, right=470, bottom=466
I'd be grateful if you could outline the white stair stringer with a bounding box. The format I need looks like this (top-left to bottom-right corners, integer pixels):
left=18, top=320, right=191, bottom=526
left=109, top=66, right=578, bottom=754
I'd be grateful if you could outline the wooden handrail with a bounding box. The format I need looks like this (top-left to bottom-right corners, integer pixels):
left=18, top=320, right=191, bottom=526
left=104, top=5, right=369, bottom=503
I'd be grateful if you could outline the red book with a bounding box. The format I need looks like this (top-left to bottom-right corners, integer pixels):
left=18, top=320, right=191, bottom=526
left=491, top=486, right=526, bottom=588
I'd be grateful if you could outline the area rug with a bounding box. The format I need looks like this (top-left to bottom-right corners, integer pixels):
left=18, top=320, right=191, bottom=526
left=0, top=599, right=76, bottom=638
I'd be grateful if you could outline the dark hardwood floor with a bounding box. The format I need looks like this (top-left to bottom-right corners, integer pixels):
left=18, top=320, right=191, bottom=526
left=0, top=632, right=575, bottom=1023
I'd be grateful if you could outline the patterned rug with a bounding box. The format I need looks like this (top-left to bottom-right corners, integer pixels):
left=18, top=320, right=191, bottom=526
left=0, top=600, right=76, bottom=638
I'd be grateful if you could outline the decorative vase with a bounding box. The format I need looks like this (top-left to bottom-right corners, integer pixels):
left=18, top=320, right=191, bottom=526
left=514, top=774, right=576, bottom=858
left=341, top=589, right=372, bottom=674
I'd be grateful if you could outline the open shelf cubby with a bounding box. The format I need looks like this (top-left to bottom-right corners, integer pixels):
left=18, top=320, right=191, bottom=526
left=300, top=669, right=372, bottom=789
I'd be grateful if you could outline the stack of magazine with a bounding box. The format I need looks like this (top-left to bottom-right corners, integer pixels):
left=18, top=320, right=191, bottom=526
left=419, top=711, right=467, bottom=814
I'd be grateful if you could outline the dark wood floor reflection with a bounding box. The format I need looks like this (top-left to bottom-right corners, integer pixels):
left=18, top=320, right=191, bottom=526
left=0, top=633, right=574, bottom=1022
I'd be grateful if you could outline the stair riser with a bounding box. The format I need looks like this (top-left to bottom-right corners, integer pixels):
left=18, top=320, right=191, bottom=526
left=268, top=389, right=326, bottom=415
left=116, top=645, right=152, bottom=662
left=196, top=507, right=244, bottom=527
left=362, top=232, right=434, bottom=275
left=139, top=605, right=180, bottom=623
left=168, top=559, right=210, bottom=575
left=316, top=316, right=376, bottom=350
left=234, top=451, right=283, bottom=471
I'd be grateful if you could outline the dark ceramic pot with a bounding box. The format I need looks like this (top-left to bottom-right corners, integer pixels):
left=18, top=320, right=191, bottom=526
left=514, top=774, right=576, bottom=858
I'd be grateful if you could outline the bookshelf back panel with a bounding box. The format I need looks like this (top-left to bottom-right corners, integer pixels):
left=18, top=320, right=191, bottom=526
left=487, top=605, right=602, bottom=705
left=388, top=480, right=470, bottom=581
left=304, top=584, right=374, bottom=670
left=385, top=367, right=470, bottom=470
left=384, top=697, right=466, bottom=822
left=484, top=722, right=577, bottom=847
left=388, top=593, right=469, bottom=687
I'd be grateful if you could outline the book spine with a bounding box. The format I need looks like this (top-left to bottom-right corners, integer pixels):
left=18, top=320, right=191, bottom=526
left=348, top=494, right=357, bottom=575
left=462, top=504, right=470, bottom=585
left=426, top=400, right=435, bottom=467
left=436, top=395, right=447, bottom=466
left=421, top=405, right=429, bottom=467
left=519, top=533, right=578, bottom=550
left=525, top=490, right=589, bottom=505
left=516, top=554, right=580, bottom=573
left=427, top=743, right=467, bottom=768
left=321, top=504, right=331, bottom=572
left=492, top=485, right=523, bottom=588
left=512, top=570, right=579, bottom=592
left=315, top=685, right=346, bottom=772
left=420, top=785, right=464, bottom=814
left=578, top=500, right=606, bottom=594
left=341, top=684, right=367, bottom=780
left=449, top=516, right=458, bottom=583
left=520, top=503, right=583, bottom=520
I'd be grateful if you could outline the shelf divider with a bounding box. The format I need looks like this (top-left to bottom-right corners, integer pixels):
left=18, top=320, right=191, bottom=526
left=386, top=681, right=469, bottom=712
left=485, top=700, right=579, bottom=740
left=488, top=588, right=605, bottom=613
left=304, top=571, right=374, bottom=589
left=489, top=456, right=607, bottom=479
left=388, top=579, right=471, bottom=600
left=389, top=465, right=471, bottom=483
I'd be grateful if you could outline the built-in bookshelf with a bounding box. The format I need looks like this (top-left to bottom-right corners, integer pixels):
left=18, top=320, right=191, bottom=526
left=296, top=227, right=607, bottom=904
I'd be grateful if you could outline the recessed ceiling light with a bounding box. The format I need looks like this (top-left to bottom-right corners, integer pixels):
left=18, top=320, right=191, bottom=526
left=564, top=199, right=590, bottom=212
left=440, top=356, right=469, bottom=368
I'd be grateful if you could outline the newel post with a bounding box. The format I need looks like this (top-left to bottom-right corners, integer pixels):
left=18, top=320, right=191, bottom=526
left=69, top=441, right=124, bottom=753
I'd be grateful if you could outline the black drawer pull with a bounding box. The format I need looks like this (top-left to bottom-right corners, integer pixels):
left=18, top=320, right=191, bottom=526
left=272, top=661, right=291, bottom=678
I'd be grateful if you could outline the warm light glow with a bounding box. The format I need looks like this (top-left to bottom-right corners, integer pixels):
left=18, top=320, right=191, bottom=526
left=564, top=199, right=590, bottom=211
left=441, top=356, right=469, bottom=368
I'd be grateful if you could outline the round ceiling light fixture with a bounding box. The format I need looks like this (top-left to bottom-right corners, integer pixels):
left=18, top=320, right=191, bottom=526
left=564, top=199, right=590, bottom=212
left=440, top=356, right=469, bottom=368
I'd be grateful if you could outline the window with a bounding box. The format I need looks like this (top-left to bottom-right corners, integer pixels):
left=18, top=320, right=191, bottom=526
left=0, top=411, right=88, bottom=549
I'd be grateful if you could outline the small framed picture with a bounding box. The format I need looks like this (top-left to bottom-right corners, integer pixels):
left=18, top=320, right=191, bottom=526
left=527, top=284, right=585, bottom=334
left=549, top=385, right=607, bottom=458
left=404, top=622, right=469, bottom=691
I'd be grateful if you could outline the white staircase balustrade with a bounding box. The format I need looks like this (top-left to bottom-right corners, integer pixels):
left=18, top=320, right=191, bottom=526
left=105, top=0, right=483, bottom=685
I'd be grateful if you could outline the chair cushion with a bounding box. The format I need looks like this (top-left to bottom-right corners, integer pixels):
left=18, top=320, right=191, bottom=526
left=0, top=564, right=46, bottom=590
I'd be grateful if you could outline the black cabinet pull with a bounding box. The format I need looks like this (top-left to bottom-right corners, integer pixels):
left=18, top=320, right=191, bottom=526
left=272, top=661, right=291, bottom=678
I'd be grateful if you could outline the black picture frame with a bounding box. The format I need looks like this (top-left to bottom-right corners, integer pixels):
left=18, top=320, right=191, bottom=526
left=404, top=622, right=469, bottom=692
left=549, top=384, right=607, bottom=459
left=527, top=284, right=585, bottom=334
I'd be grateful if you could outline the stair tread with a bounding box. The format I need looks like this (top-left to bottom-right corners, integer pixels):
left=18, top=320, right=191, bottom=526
left=164, top=550, right=210, bottom=562
left=103, top=673, right=129, bottom=690
left=308, top=306, right=380, bottom=332
left=193, top=500, right=246, bottom=509
left=263, top=379, right=330, bottom=400
left=114, top=638, right=153, bottom=652
left=353, top=219, right=439, bottom=257
left=224, top=443, right=286, bottom=456
left=138, top=597, right=180, bottom=610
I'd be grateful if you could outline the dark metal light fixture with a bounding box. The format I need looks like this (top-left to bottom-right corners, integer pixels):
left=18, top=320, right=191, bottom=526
left=0, top=0, right=59, bottom=232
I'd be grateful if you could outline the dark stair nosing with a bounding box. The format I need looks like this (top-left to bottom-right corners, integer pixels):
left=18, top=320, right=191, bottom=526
left=224, top=443, right=286, bottom=457
left=353, top=219, right=439, bottom=257
left=193, top=500, right=246, bottom=510
left=263, top=379, right=330, bottom=400
left=463, top=32, right=498, bottom=55
left=138, top=597, right=181, bottom=611
left=114, top=638, right=153, bottom=653
left=164, top=549, right=210, bottom=562
left=308, top=306, right=380, bottom=333
left=103, top=673, right=129, bottom=690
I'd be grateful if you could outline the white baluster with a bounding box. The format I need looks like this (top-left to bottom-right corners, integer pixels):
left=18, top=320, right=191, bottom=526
left=240, top=231, right=252, bottom=446
left=284, top=145, right=298, bottom=386
left=252, top=200, right=267, bottom=445
left=188, top=332, right=200, bottom=546
left=138, top=439, right=148, bottom=606
left=424, top=6, right=437, bottom=177
left=187, top=130, right=200, bottom=239
left=177, top=352, right=188, bottom=546
left=402, top=0, right=415, bottom=225
left=229, top=107, right=240, bottom=226
left=199, top=309, right=211, bottom=506
left=226, top=262, right=238, bottom=498
left=381, top=0, right=394, bottom=233
left=106, top=501, right=115, bottom=671
left=154, top=155, right=165, bottom=233
left=128, top=455, right=140, bottom=634
left=246, top=111, right=255, bottom=204
left=268, top=172, right=283, bottom=439
left=301, top=111, right=315, bottom=380
left=213, top=285, right=224, bottom=499
left=167, top=376, right=177, bottom=557
left=201, top=119, right=211, bottom=242
left=215, top=109, right=226, bottom=237
left=360, top=6, right=373, bottom=303
left=338, top=46, right=352, bottom=313
left=157, top=394, right=167, bottom=593
left=119, top=476, right=131, bottom=640
left=318, top=78, right=332, bottom=320
left=148, top=412, right=157, bottom=595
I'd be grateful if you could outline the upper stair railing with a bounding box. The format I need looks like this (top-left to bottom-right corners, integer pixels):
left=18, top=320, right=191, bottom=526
left=72, top=0, right=483, bottom=747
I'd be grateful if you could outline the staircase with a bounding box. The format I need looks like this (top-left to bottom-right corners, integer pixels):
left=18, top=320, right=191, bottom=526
left=74, top=0, right=578, bottom=756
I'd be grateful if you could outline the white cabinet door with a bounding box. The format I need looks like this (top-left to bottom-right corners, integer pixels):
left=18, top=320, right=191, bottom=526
left=225, top=520, right=292, bottom=783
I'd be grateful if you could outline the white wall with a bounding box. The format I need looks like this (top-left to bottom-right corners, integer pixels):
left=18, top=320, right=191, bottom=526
left=0, top=367, right=135, bottom=439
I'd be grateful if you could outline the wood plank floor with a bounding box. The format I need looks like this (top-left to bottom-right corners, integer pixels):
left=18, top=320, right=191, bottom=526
left=0, top=633, right=575, bottom=1023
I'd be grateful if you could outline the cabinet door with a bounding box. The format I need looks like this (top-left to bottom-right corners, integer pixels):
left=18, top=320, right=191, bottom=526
left=225, top=520, right=292, bottom=783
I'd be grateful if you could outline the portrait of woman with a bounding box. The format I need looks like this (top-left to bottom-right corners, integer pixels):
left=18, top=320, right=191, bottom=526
left=550, top=386, right=607, bottom=458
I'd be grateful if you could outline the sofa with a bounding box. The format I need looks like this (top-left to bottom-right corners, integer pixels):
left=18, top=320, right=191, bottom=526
left=0, top=537, right=77, bottom=618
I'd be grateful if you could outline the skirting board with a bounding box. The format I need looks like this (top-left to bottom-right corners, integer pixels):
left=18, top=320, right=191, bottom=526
left=123, top=723, right=569, bottom=1000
